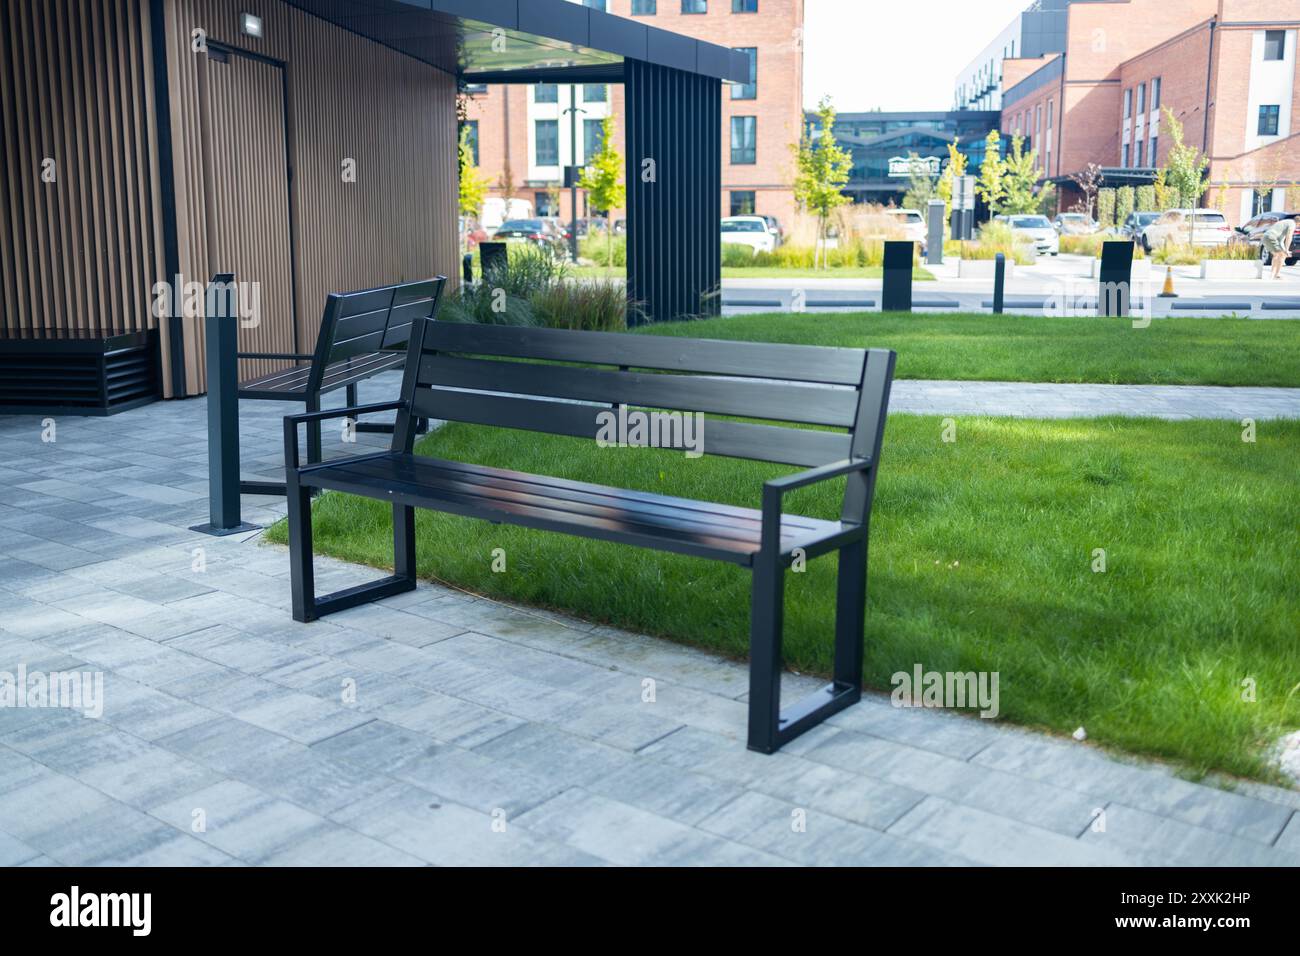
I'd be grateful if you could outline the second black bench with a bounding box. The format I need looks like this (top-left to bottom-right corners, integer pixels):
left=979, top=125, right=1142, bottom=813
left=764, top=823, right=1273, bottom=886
left=237, top=277, right=445, bottom=495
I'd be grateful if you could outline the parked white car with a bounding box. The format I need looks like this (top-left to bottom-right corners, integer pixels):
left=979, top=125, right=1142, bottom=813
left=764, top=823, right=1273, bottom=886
left=481, top=197, right=534, bottom=237
left=1139, top=209, right=1234, bottom=251
left=998, top=214, right=1059, bottom=255
left=884, top=208, right=928, bottom=253
left=1052, top=212, right=1099, bottom=235
left=721, top=216, right=776, bottom=254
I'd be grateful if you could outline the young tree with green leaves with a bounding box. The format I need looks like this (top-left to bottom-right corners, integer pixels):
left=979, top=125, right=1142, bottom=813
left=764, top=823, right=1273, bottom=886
left=976, top=129, right=1005, bottom=218
left=1115, top=185, right=1135, bottom=226
left=902, top=153, right=938, bottom=211
left=999, top=135, right=1041, bottom=215
left=792, top=96, right=853, bottom=269
left=1162, top=106, right=1209, bottom=210
left=577, top=115, right=626, bottom=274
left=1097, top=188, right=1116, bottom=228
left=937, top=140, right=967, bottom=219
left=457, top=124, right=489, bottom=222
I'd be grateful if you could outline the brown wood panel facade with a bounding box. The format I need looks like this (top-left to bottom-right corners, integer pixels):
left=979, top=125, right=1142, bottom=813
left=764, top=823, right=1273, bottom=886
left=164, top=0, right=459, bottom=396
left=1, top=0, right=459, bottom=398
left=0, top=0, right=167, bottom=340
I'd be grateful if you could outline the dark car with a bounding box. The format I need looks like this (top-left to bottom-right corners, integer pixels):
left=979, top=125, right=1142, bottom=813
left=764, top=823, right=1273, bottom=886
left=1119, top=211, right=1161, bottom=243
left=1239, top=212, right=1299, bottom=265
left=494, top=218, right=567, bottom=257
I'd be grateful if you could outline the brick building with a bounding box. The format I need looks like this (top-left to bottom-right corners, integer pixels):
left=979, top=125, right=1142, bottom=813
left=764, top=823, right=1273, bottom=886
left=463, top=0, right=805, bottom=229
left=992, top=0, right=1299, bottom=223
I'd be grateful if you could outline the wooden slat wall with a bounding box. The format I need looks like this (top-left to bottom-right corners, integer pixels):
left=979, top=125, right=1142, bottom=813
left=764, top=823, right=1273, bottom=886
left=165, top=0, right=460, bottom=395
left=0, top=0, right=166, bottom=339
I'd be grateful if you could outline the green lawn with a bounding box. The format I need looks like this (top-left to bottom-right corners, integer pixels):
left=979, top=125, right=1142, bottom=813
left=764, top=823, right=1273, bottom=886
left=569, top=266, right=936, bottom=280
left=269, top=416, right=1300, bottom=781
left=635, top=312, right=1300, bottom=387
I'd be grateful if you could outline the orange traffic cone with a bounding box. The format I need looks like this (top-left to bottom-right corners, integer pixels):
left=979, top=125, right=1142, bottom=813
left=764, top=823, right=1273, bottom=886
left=1158, top=265, right=1178, bottom=298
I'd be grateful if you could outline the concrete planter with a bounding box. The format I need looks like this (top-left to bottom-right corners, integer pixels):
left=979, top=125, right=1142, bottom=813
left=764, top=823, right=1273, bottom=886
left=958, top=258, right=1017, bottom=279
left=1200, top=259, right=1262, bottom=279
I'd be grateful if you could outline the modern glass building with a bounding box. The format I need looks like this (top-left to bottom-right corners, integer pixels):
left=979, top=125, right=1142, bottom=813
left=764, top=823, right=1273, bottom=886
left=806, top=111, right=1004, bottom=206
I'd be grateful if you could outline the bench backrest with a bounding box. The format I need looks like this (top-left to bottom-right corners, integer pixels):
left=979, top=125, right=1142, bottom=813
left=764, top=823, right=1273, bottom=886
left=307, top=278, right=445, bottom=392
left=391, top=321, right=895, bottom=519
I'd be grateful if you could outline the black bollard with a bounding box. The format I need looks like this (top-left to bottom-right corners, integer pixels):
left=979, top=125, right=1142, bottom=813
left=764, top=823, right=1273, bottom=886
left=992, top=252, right=1006, bottom=314
left=462, top=253, right=474, bottom=285
left=881, top=240, right=913, bottom=313
left=1098, top=241, right=1134, bottom=317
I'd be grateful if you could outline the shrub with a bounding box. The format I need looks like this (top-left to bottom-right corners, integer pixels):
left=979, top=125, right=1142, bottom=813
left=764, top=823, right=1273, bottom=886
left=722, top=243, right=759, bottom=267
left=1097, top=188, right=1116, bottom=228
left=959, top=220, right=1035, bottom=264
left=1150, top=242, right=1201, bottom=265
left=1059, top=234, right=1104, bottom=257
left=580, top=234, right=626, bottom=268
left=1135, top=185, right=1156, bottom=212
left=1116, top=186, right=1135, bottom=225
left=1206, top=242, right=1261, bottom=261
left=529, top=280, right=631, bottom=331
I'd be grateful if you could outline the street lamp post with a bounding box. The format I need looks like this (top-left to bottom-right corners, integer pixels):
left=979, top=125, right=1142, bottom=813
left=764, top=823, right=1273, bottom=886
left=563, top=86, right=586, bottom=262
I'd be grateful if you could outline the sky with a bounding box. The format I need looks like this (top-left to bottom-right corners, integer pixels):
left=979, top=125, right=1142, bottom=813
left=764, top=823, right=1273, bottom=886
left=803, top=0, right=1031, bottom=112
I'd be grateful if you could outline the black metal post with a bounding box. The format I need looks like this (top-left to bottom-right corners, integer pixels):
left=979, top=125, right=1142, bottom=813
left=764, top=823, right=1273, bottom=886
left=881, top=241, right=913, bottom=313
left=191, top=272, right=258, bottom=536
left=1098, top=240, right=1134, bottom=318
left=462, top=253, right=473, bottom=285
left=993, top=252, right=1006, bottom=314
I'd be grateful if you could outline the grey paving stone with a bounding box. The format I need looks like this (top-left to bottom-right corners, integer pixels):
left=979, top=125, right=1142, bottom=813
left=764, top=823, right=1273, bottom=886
left=258, top=824, right=429, bottom=867
left=149, top=779, right=331, bottom=864
left=1079, top=803, right=1300, bottom=867
left=888, top=796, right=1134, bottom=866
left=805, top=729, right=1104, bottom=837
left=332, top=781, right=606, bottom=866
left=0, top=830, right=44, bottom=866
left=1275, top=812, right=1300, bottom=855
left=376, top=688, right=525, bottom=749
left=583, top=756, right=746, bottom=827
left=972, top=734, right=1294, bottom=845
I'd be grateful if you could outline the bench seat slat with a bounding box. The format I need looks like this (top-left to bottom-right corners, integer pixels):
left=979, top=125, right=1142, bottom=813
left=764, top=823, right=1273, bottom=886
left=410, top=388, right=851, bottom=467
left=239, top=351, right=405, bottom=397
left=299, top=453, right=845, bottom=565
left=421, top=322, right=867, bottom=385
left=419, top=355, right=859, bottom=427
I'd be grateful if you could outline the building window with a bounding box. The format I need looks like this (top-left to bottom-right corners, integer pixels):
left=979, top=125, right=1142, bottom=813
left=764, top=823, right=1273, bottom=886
left=732, top=48, right=757, bottom=99
left=733, top=0, right=758, bottom=10
left=464, top=120, right=479, bottom=165
left=1047, top=99, right=1053, bottom=131
left=1258, top=104, right=1281, bottom=136
left=535, top=84, right=558, bottom=104
left=1035, top=105, right=1041, bottom=133
left=1148, top=135, right=1157, bottom=165
left=535, top=119, right=559, bottom=165
left=1253, top=191, right=1277, bottom=216
left=730, top=190, right=756, bottom=215
left=1135, top=140, right=1144, bottom=166
left=1150, top=77, right=1161, bottom=110
left=682, top=0, right=706, bottom=12
left=583, top=118, right=604, bottom=164
left=1264, top=30, right=1286, bottom=61
left=582, top=84, right=607, bottom=103
left=1122, top=142, right=1130, bottom=167
left=730, top=116, right=756, bottom=164
left=535, top=191, right=557, bottom=217
left=1123, top=88, right=1132, bottom=119
left=631, top=0, right=656, bottom=12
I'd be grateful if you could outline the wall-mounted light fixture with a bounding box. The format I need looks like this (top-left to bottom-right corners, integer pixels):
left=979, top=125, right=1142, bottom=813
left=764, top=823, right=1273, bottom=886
left=240, top=12, right=263, bottom=38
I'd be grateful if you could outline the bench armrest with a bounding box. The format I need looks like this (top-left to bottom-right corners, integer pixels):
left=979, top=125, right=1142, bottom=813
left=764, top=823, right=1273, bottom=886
left=760, top=458, right=871, bottom=555
left=282, top=401, right=405, bottom=470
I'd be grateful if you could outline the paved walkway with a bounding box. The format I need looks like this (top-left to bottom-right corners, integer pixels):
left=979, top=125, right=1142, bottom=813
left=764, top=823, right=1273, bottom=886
left=893, top=380, right=1300, bottom=419
left=1, top=379, right=1298, bottom=866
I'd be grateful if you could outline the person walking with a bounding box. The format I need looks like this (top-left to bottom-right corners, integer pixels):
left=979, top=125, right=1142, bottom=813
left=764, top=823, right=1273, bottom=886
left=1262, top=216, right=1296, bottom=280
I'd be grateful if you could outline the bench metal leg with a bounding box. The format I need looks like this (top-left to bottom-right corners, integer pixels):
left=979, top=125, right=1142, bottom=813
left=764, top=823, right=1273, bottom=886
left=346, top=383, right=359, bottom=408
left=746, top=538, right=866, bottom=754
left=306, top=394, right=322, bottom=465
left=287, top=477, right=417, bottom=624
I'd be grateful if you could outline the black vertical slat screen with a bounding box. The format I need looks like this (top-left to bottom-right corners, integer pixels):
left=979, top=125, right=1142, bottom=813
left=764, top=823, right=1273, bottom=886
left=624, top=59, right=721, bottom=325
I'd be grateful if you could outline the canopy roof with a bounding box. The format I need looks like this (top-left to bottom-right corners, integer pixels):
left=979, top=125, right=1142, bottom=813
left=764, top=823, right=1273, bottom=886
left=285, top=0, right=750, bottom=84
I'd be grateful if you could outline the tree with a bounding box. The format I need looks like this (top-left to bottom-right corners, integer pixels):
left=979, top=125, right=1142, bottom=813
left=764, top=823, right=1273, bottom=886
left=577, top=115, right=626, bottom=274
left=975, top=130, right=1004, bottom=216
left=936, top=140, right=967, bottom=219
left=1036, top=181, right=1058, bottom=217
left=1152, top=167, right=1175, bottom=211
left=791, top=96, right=853, bottom=269
left=901, top=153, right=938, bottom=212
left=1161, top=106, right=1208, bottom=208
left=1069, top=163, right=1102, bottom=218
left=457, top=124, right=489, bottom=220
left=1000, top=135, right=1040, bottom=215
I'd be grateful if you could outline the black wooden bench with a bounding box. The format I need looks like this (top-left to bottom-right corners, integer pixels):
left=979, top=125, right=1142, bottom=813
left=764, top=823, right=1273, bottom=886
left=281, top=321, right=896, bottom=753
left=237, top=277, right=445, bottom=495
